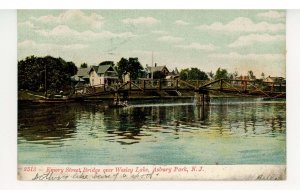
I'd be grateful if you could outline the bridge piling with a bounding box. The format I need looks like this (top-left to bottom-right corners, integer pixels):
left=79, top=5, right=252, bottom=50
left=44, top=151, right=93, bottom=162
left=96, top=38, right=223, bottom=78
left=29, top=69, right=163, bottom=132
left=194, top=91, right=210, bottom=106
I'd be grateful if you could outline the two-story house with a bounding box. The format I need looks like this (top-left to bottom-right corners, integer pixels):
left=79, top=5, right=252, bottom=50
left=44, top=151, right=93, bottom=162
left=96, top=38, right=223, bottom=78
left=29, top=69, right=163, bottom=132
left=89, top=64, right=119, bottom=86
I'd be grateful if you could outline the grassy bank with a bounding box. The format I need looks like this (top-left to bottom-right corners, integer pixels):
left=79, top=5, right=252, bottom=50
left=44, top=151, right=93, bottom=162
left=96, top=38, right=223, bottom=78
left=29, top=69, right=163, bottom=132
left=18, top=90, right=46, bottom=101
left=18, top=89, right=275, bottom=102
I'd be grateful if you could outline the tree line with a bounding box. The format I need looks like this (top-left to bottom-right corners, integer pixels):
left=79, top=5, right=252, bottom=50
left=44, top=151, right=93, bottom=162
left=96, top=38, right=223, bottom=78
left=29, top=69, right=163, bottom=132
left=18, top=55, right=265, bottom=94
left=179, top=67, right=263, bottom=81
left=18, top=56, right=77, bottom=94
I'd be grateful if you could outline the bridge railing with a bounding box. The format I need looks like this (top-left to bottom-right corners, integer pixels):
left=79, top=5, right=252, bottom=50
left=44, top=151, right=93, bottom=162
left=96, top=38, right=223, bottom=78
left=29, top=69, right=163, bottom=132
left=200, top=78, right=286, bottom=95
left=221, top=79, right=286, bottom=93
left=118, top=79, right=207, bottom=91
left=72, top=78, right=286, bottom=98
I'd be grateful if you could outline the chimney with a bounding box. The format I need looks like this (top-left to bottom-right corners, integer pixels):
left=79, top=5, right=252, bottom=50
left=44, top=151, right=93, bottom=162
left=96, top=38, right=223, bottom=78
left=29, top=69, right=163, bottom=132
left=155, top=63, right=157, bottom=67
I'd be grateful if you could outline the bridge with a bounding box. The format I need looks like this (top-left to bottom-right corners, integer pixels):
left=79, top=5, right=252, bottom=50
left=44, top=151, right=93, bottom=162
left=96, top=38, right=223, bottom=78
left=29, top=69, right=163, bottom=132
left=72, top=78, right=286, bottom=104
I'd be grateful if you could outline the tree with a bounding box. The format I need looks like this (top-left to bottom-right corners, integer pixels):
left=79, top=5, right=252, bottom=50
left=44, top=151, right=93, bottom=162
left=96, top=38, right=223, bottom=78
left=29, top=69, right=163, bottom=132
left=233, top=71, right=238, bottom=79
left=99, top=61, right=114, bottom=66
left=80, top=63, right=88, bottom=68
left=207, top=71, right=214, bottom=80
left=248, top=70, right=256, bottom=80
left=228, top=71, right=239, bottom=80
left=128, top=58, right=143, bottom=80
left=18, top=55, right=77, bottom=93
left=116, top=57, right=129, bottom=80
left=116, top=57, right=143, bottom=81
left=215, top=68, right=228, bottom=80
left=188, top=68, right=208, bottom=80
left=261, top=72, right=265, bottom=79
left=179, top=68, right=189, bottom=80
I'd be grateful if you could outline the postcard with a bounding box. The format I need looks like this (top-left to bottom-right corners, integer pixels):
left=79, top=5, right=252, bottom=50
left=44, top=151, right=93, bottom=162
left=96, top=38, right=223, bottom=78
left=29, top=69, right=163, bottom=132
left=17, top=10, right=286, bottom=180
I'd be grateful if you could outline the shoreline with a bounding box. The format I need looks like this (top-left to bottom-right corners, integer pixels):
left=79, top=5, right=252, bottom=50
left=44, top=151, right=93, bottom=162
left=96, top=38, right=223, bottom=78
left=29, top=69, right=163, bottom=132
left=18, top=89, right=285, bottom=104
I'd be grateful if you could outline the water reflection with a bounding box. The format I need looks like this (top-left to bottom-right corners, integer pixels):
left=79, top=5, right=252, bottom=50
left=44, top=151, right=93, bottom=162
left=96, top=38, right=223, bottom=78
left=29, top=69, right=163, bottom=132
left=18, top=99, right=286, bottom=145
left=104, top=108, right=147, bottom=145
left=18, top=103, right=77, bottom=146
left=18, top=98, right=286, bottom=164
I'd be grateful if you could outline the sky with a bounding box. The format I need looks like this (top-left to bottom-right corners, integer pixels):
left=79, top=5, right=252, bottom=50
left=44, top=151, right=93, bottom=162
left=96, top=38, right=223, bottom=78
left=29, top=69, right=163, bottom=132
left=18, top=10, right=286, bottom=77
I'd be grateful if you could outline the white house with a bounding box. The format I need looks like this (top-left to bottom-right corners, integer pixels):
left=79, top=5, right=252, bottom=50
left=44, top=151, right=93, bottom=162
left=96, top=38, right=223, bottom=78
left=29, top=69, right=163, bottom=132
left=264, top=76, right=285, bottom=83
left=89, top=64, right=119, bottom=86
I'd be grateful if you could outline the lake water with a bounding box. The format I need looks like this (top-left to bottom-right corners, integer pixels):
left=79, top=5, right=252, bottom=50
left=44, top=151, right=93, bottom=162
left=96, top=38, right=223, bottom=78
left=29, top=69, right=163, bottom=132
left=18, top=97, right=286, bottom=165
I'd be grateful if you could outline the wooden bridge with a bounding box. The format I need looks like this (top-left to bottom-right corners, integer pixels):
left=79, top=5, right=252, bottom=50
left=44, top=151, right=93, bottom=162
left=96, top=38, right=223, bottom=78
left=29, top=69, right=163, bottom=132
left=71, top=78, right=286, bottom=101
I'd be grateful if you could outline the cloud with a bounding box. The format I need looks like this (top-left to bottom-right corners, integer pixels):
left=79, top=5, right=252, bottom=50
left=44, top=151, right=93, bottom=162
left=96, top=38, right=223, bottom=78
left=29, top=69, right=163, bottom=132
left=229, top=33, right=285, bottom=48
left=35, top=25, right=136, bottom=40
left=122, top=17, right=160, bottom=25
left=18, top=40, right=89, bottom=50
left=175, top=20, right=189, bottom=26
left=18, top=21, right=35, bottom=28
left=257, top=10, right=285, bottom=20
left=206, top=52, right=286, bottom=76
left=196, top=17, right=285, bottom=32
left=30, top=10, right=105, bottom=30
left=158, top=35, right=183, bottom=43
left=208, top=52, right=285, bottom=62
left=176, top=42, right=217, bottom=51
left=152, top=30, right=168, bottom=35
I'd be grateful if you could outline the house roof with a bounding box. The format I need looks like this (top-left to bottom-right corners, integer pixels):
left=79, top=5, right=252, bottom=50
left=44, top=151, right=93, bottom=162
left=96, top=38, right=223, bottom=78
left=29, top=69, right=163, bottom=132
left=169, top=68, right=179, bottom=76
left=76, top=68, right=90, bottom=78
left=89, top=65, right=117, bottom=75
left=97, top=65, right=114, bottom=74
left=173, top=67, right=179, bottom=75
left=146, top=65, right=169, bottom=73
left=266, top=76, right=284, bottom=80
left=71, top=76, right=86, bottom=82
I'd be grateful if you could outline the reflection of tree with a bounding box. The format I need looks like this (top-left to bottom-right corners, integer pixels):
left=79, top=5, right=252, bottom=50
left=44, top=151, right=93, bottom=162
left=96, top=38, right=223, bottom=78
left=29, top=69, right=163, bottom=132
left=250, top=106, right=257, bottom=134
left=103, top=107, right=147, bottom=143
left=214, top=105, right=228, bottom=135
left=263, top=104, right=286, bottom=135
left=18, top=103, right=77, bottom=145
left=179, top=105, right=190, bottom=122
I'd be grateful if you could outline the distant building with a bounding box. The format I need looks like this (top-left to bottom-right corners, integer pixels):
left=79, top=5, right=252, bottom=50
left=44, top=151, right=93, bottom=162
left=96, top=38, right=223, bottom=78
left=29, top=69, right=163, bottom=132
left=264, top=76, right=285, bottom=83
left=76, top=68, right=90, bottom=83
left=71, top=67, right=90, bottom=87
left=89, top=64, right=119, bottom=86
left=145, top=63, right=170, bottom=79
left=167, top=67, right=180, bottom=79
left=263, top=76, right=286, bottom=92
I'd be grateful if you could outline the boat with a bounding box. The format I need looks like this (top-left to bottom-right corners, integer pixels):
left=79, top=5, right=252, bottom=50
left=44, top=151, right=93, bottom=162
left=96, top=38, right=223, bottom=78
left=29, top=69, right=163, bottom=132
left=32, top=96, right=73, bottom=103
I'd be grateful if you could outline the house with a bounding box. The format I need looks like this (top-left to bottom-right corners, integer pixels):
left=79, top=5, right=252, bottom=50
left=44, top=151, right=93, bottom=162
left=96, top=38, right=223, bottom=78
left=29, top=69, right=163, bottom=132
left=167, top=67, right=179, bottom=79
left=263, top=76, right=286, bottom=92
left=70, top=67, right=90, bottom=87
left=264, top=76, right=285, bottom=83
left=71, top=75, right=86, bottom=88
left=146, top=63, right=170, bottom=79
left=76, top=67, right=90, bottom=84
left=89, top=64, right=119, bottom=86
